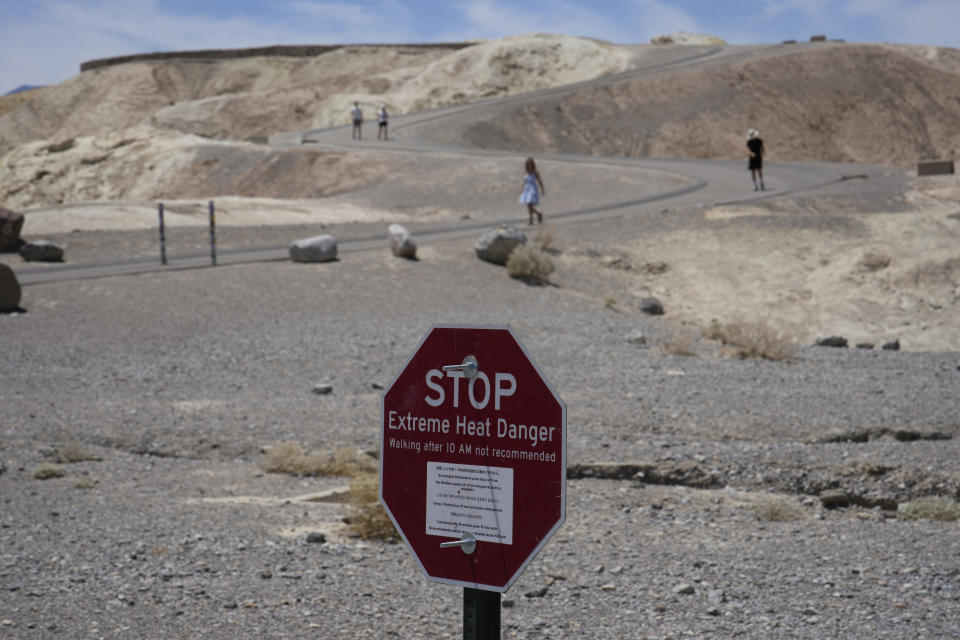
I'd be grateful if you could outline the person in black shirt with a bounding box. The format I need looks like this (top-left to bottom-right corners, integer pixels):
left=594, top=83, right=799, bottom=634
left=747, top=129, right=765, bottom=191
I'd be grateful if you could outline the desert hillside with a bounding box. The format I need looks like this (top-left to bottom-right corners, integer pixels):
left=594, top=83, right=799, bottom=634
left=4, top=37, right=960, bottom=211
left=0, top=34, right=632, bottom=157
left=406, top=43, right=960, bottom=166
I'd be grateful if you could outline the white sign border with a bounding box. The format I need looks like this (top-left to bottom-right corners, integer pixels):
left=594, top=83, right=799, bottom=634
left=379, top=323, right=568, bottom=593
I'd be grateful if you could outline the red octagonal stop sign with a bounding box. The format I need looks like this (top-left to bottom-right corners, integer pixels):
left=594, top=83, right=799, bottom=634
left=380, top=324, right=566, bottom=592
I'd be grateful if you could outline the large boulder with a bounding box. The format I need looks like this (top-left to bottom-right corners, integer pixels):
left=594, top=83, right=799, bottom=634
left=388, top=224, right=417, bottom=258
left=475, top=225, right=527, bottom=265
left=0, top=208, right=24, bottom=251
left=19, top=240, right=64, bottom=262
left=0, top=264, right=22, bottom=311
left=290, top=234, right=337, bottom=263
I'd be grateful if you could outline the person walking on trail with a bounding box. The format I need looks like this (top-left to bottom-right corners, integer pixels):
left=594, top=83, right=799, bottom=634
left=351, top=102, right=363, bottom=140
left=377, top=104, right=389, bottom=140
left=519, top=157, right=546, bottom=225
left=747, top=128, right=765, bottom=191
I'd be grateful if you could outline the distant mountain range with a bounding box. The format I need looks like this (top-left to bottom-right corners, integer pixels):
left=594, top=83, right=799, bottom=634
left=5, top=85, right=43, bottom=96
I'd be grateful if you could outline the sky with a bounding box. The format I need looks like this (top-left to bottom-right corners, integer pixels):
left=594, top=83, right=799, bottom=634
left=3, top=0, right=960, bottom=95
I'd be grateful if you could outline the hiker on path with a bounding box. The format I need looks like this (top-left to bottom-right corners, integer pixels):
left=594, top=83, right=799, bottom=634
left=747, top=128, right=765, bottom=190
left=519, top=157, right=546, bottom=225
left=377, top=105, right=389, bottom=140
left=351, top=102, right=363, bottom=140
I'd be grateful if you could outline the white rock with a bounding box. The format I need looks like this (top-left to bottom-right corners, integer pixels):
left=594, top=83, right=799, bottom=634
left=290, top=235, right=337, bottom=263
left=475, top=225, right=527, bottom=265
left=388, top=224, right=417, bottom=258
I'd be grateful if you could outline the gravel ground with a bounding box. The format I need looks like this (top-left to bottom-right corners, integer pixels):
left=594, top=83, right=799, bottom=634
left=2, top=192, right=960, bottom=638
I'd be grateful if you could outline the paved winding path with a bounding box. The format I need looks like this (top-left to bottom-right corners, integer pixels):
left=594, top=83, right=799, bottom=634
left=19, top=43, right=853, bottom=285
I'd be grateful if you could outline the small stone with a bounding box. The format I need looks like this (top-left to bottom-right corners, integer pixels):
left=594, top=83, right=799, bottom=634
left=306, top=532, right=326, bottom=544
left=820, top=489, right=850, bottom=508
left=673, top=583, right=695, bottom=595
left=525, top=586, right=548, bottom=598
left=882, top=339, right=900, bottom=351
left=707, top=589, right=726, bottom=605
left=639, top=297, right=664, bottom=316
left=625, top=332, right=648, bottom=347
left=260, top=571, right=272, bottom=579
left=502, top=599, right=515, bottom=608
left=643, top=261, right=669, bottom=275
left=856, top=343, right=874, bottom=349
left=19, top=240, right=64, bottom=262
left=600, top=583, right=616, bottom=592
left=815, top=336, right=848, bottom=348
left=707, top=606, right=721, bottom=616
left=311, top=384, right=333, bottom=395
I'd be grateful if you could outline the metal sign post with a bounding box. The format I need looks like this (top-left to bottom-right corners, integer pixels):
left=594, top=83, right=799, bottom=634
left=157, top=203, right=167, bottom=265
left=464, top=588, right=500, bottom=640
left=208, top=200, right=217, bottom=266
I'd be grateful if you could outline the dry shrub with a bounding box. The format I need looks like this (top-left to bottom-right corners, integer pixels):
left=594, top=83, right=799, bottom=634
left=73, top=475, right=98, bottom=490
left=604, top=296, right=617, bottom=309
left=899, top=497, right=960, bottom=521
left=704, top=318, right=799, bottom=361
left=57, top=442, right=100, bottom=463
left=506, top=245, right=555, bottom=284
left=33, top=463, right=64, bottom=480
left=662, top=326, right=698, bottom=356
left=534, top=223, right=557, bottom=253
left=264, top=442, right=376, bottom=478
left=754, top=495, right=806, bottom=522
left=857, top=252, right=891, bottom=272
left=346, top=472, right=399, bottom=540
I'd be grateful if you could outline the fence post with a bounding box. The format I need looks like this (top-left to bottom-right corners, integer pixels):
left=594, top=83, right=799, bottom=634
left=158, top=203, right=167, bottom=265
left=209, top=200, right=217, bottom=266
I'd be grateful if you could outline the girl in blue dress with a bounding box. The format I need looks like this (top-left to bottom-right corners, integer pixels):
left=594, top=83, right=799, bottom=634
left=519, top=157, right=546, bottom=224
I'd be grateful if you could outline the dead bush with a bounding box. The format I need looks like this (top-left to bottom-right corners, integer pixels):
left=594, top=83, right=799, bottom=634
left=346, top=472, right=399, bottom=540
left=661, top=326, right=698, bottom=356
left=704, top=318, right=799, bottom=361
left=34, top=463, right=64, bottom=480
left=754, top=495, right=806, bottom=522
left=899, top=497, right=960, bottom=521
left=534, top=223, right=557, bottom=253
left=507, top=245, right=555, bottom=284
left=57, top=442, right=100, bottom=463
left=264, top=442, right=376, bottom=478
left=73, top=475, right=98, bottom=490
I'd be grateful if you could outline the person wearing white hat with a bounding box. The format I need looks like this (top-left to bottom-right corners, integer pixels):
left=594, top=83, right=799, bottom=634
left=747, top=128, right=765, bottom=191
